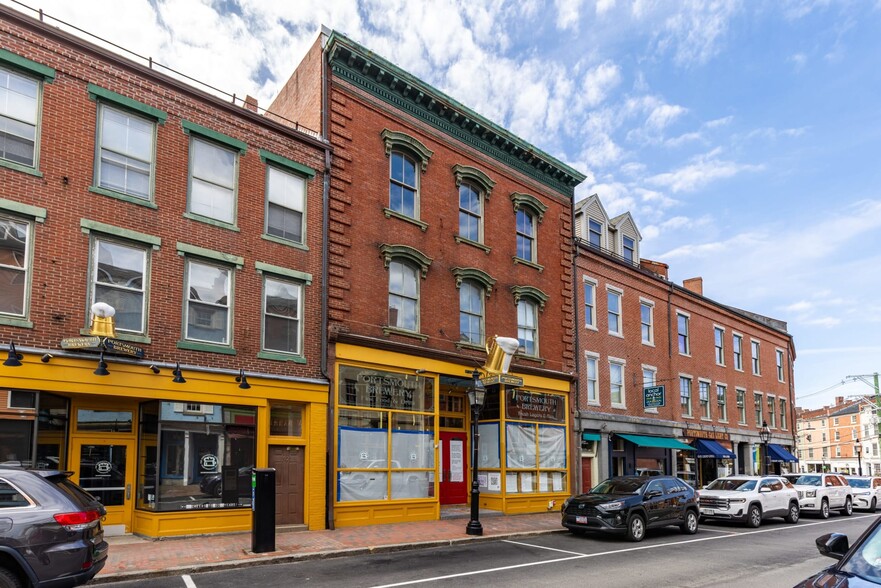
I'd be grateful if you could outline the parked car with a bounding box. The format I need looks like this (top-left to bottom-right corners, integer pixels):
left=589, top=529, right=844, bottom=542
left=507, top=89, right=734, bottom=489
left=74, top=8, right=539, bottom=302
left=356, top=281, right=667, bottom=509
left=561, top=475, right=699, bottom=542
left=699, top=475, right=800, bottom=528
left=783, top=472, right=853, bottom=518
left=0, top=465, right=108, bottom=588
left=199, top=466, right=253, bottom=498
left=794, top=515, right=881, bottom=587
left=635, top=468, right=663, bottom=477
left=845, top=476, right=881, bottom=512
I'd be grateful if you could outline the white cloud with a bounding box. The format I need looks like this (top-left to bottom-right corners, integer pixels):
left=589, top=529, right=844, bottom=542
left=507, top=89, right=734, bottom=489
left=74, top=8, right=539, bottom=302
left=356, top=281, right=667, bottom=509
left=596, top=0, right=616, bottom=16
left=652, top=0, right=741, bottom=67
left=648, top=149, right=763, bottom=193
left=581, top=61, right=622, bottom=108
left=554, top=0, right=585, bottom=30
left=645, top=103, right=687, bottom=131
left=784, top=301, right=814, bottom=313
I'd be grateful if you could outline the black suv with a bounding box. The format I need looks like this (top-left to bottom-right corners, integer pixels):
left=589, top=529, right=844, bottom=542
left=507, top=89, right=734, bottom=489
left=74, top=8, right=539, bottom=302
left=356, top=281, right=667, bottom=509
left=0, top=466, right=108, bottom=588
left=561, top=475, right=699, bottom=542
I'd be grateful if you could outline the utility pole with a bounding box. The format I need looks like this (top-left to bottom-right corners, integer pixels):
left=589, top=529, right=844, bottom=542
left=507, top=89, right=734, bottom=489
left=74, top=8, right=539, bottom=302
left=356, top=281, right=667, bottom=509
left=846, top=372, right=881, bottom=476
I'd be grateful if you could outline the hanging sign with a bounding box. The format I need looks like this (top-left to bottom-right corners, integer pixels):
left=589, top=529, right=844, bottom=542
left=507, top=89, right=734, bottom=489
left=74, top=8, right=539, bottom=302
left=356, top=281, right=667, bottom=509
left=644, top=385, right=665, bottom=409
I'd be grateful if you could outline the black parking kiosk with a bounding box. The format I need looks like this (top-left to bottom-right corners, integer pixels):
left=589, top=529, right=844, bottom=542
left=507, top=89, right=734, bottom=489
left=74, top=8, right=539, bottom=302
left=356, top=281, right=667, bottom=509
left=251, top=468, right=276, bottom=553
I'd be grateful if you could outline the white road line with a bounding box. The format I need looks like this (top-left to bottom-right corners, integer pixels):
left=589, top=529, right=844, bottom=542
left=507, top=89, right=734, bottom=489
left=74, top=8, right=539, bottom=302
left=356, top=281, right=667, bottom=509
left=370, top=514, right=875, bottom=588
left=694, top=527, right=737, bottom=534
left=182, top=574, right=197, bottom=588
left=503, top=539, right=587, bottom=556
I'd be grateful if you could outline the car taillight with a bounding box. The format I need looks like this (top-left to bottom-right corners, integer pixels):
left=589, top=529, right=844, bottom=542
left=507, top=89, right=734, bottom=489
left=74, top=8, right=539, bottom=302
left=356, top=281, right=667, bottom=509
left=54, top=510, right=101, bottom=531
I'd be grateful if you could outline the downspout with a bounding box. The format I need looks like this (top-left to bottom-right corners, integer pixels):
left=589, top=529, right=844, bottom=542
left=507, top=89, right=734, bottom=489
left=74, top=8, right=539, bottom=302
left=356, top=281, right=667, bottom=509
left=571, top=200, right=582, bottom=493
left=319, top=29, right=334, bottom=531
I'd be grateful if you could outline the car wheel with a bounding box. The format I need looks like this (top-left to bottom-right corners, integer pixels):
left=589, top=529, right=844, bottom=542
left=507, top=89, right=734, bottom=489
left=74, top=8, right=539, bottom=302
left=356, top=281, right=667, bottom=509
left=680, top=510, right=698, bottom=535
left=746, top=504, right=762, bottom=528
left=871, top=497, right=877, bottom=513
left=820, top=499, right=830, bottom=519
left=841, top=497, right=853, bottom=516
left=784, top=501, right=800, bottom=524
left=0, top=567, right=24, bottom=588
left=626, top=514, right=646, bottom=542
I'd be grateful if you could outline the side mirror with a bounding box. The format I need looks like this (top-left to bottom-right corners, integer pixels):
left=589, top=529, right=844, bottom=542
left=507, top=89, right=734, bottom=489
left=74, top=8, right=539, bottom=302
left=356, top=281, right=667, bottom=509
left=759, top=486, right=771, bottom=493
left=644, top=490, right=662, bottom=499
left=816, top=533, right=850, bottom=560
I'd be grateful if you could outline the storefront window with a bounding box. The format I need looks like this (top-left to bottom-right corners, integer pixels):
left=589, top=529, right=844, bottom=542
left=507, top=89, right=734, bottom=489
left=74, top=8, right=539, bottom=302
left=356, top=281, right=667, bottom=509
left=269, top=403, right=302, bottom=437
left=336, top=365, right=435, bottom=503
left=76, top=408, right=133, bottom=433
left=137, top=401, right=255, bottom=512
left=36, top=393, right=68, bottom=469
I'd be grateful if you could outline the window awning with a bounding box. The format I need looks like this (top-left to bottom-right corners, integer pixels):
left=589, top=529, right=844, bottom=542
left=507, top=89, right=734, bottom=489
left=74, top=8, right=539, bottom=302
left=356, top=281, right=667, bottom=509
left=692, top=439, right=736, bottom=459
left=582, top=432, right=601, bottom=441
left=767, top=443, right=798, bottom=463
left=617, top=434, right=695, bottom=451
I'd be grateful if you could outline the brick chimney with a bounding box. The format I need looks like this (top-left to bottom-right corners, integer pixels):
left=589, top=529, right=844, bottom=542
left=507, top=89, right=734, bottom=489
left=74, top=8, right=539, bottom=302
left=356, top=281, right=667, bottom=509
left=244, top=95, right=258, bottom=113
left=683, top=277, right=703, bottom=296
left=639, top=258, right=669, bottom=279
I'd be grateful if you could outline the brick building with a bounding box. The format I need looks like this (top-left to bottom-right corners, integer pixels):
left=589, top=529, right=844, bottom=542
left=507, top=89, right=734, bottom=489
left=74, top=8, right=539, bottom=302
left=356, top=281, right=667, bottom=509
left=0, top=5, right=330, bottom=537
left=574, top=194, right=798, bottom=489
left=796, top=397, right=867, bottom=474
left=270, top=30, right=585, bottom=527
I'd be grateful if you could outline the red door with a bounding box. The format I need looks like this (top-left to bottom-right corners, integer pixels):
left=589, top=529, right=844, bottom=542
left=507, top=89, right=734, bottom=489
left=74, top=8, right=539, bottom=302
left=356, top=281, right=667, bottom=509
left=439, top=431, right=468, bottom=505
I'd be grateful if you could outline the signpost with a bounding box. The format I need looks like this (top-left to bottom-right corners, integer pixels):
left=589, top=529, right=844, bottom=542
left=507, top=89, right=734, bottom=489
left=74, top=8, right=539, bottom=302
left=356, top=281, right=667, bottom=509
left=644, top=385, right=665, bottom=409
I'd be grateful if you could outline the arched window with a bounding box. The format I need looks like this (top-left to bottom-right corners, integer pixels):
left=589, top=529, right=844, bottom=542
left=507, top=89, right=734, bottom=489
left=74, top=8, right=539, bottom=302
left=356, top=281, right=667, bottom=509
left=389, top=151, right=418, bottom=218
left=458, top=183, right=481, bottom=243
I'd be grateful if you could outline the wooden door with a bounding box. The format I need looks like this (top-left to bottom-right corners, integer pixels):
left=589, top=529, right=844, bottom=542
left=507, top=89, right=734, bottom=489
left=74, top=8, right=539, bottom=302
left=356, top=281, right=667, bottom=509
left=439, top=431, right=467, bottom=505
left=581, top=456, right=593, bottom=493
left=268, top=445, right=304, bottom=525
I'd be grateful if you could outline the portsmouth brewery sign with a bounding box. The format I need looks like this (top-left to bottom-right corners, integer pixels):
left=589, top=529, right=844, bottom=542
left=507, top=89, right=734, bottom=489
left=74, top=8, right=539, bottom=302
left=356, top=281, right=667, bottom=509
left=59, top=302, right=145, bottom=358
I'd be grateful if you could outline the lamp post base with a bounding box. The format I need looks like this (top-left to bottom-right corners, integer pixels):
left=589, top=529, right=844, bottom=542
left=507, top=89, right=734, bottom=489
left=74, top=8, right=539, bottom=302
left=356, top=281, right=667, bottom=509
left=465, top=520, right=483, bottom=536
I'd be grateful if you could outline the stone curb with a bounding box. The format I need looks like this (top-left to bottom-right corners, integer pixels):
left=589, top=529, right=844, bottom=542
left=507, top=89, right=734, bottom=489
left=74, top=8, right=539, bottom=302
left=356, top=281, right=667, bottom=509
left=90, top=528, right=567, bottom=584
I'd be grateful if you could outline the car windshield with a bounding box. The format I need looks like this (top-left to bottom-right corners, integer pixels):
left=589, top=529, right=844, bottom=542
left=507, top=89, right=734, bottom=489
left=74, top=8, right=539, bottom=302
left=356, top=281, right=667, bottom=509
left=705, top=478, right=757, bottom=492
left=789, top=475, right=821, bottom=486
left=840, top=522, right=881, bottom=584
left=590, top=479, right=643, bottom=494
left=849, top=479, right=871, bottom=488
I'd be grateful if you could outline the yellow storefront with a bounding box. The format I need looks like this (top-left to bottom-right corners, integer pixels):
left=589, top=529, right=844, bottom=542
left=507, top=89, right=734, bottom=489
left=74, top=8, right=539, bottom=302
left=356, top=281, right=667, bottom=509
left=332, top=342, right=571, bottom=527
left=0, top=350, right=327, bottom=538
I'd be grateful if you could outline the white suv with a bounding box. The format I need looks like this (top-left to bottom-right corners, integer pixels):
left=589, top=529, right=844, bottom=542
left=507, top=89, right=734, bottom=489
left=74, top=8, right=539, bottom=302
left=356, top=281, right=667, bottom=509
left=699, top=475, right=800, bottom=528
left=783, top=473, right=853, bottom=518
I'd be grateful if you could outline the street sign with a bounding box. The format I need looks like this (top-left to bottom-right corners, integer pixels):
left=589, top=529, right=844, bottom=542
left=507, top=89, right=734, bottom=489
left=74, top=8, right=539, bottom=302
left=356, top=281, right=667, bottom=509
left=644, top=385, right=665, bottom=409
left=60, top=336, right=101, bottom=349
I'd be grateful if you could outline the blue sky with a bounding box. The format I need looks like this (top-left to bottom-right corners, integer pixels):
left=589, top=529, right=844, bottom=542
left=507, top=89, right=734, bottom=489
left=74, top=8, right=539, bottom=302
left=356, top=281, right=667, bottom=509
left=8, top=0, right=881, bottom=408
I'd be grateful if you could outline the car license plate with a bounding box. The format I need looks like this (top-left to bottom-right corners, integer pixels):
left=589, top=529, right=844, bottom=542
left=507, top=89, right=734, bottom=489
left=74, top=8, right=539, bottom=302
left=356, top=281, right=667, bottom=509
left=575, top=515, right=588, bottom=524
left=700, top=508, right=715, bottom=515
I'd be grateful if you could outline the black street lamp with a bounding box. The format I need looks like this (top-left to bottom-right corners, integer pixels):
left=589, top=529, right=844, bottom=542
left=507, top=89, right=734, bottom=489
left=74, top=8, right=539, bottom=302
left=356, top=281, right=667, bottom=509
left=466, top=370, right=486, bottom=536
left=759, top=420, right=771, bottom=475
left=856, top=438, right=863, bottom=476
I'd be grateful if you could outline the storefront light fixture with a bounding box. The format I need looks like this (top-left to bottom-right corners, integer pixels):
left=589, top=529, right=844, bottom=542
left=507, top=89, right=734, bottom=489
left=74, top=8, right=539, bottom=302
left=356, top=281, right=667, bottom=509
left=236, top=368, right=251, bottom=389
left=4, top=341, right=23, bottom=367
left=149, top=364, right=160, bottom=374
left=93, top=350, right=110, bottom=376
left=172, top=363, right=186, bottom=384
left=41, top=353, right=53, bottom=363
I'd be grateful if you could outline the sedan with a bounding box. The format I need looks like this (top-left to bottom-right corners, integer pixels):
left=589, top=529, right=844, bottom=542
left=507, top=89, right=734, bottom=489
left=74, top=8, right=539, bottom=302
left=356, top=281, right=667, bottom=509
left=795, top=516, right=881, bottom=586
left=846, top=476, right=881, bottom=512
left=561, top=475, right=699, bottom=542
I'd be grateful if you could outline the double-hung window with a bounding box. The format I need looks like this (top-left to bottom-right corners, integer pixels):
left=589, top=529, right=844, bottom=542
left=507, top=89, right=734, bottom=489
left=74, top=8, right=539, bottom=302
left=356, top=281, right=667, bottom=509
left=0, top=213, right=36, bottom=321
left=779, top=398, right=787, bottom=430
left=459, top=280, right=485, bottom=346
left=680, top=376, right=692, bottom=417
left=184, top=259, right=231, bottom=345
left=583, top=278, right=596, bottom=329
left=588, top=218, right=602, bottom=247
left=699, top=381, right=711, bottom=419
left=610, top=359, right=625, bottom=406
left=767, top=396, right=776, bottom=428
left=622, top=236, right=635, bottom=262
left=388, top=260, right=419, bottom=332
left=608, top=288, right=622, bottom=336
left=458, top=183, right=482, bottom=243
left=515, top=209, right=535, bottom=262
left=733, top=333, right=743, bottom=370
left=586, top=353, right=599, bottom=404
left=91, top=238, right=148, bottom=334
left=390, top=151, right=418, bottom=218
left=96, top=106, right=154, bottom=199
left=776, top=349, right=785, bottom=382
left=677, top=312, right=690, bottom=355
left=736, top=389, right=746, bottom=423
left=183, top=120, right=246, bottom=227
left=640, top=299, right=653, bottom=344
left=754, top=392, right=763, bottom=426
left=643, top=367, right=657, bottom=413
left=751, top=340, right=761, bottom=375
left=517, top=298, right=538, bottom=356
left=0, top=59, right=48, bottom=170
left=266, top=166, right=305, bottom=243
left=261, top=271, right=305, bottom=357
left=717, top=384, right=728, bottom=421
left=714, top=326, right=725, bottom=365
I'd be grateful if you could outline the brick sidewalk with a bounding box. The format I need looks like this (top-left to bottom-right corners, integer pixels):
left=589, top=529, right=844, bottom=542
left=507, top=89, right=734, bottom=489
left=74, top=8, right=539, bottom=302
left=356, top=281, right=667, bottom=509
left=94, top=511, right=564, bottom=583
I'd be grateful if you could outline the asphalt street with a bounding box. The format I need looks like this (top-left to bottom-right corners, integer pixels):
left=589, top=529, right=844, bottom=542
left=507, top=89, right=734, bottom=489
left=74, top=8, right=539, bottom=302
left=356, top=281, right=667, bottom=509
left=95, top=513, right=879, bottom=588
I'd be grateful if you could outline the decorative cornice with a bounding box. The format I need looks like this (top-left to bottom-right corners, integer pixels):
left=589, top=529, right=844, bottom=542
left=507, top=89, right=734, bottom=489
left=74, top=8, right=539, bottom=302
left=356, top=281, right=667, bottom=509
left=451, top=267, right=497, bottom=297
left=510, top=192, right=549, bottom=223
left=380, top=129, right=433, bottom=171
left=379, top=243, right=433, bottom=278
left=511, top=285, right=549, bottom=312
left=326, top=34, right=586, bottom=197
left=452, top=164, right=495, bottom=200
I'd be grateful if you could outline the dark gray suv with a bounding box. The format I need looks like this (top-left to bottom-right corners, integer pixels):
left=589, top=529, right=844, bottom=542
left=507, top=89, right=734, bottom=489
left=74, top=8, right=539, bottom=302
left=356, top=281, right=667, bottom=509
left=0, top=466, right=108, bottom=588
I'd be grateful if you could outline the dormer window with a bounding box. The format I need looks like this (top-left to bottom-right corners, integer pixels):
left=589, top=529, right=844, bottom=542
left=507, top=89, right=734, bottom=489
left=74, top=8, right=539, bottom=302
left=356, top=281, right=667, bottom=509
left=588, top=219, right=602, bottom=248
left=623, top=236, right=635, bottom=262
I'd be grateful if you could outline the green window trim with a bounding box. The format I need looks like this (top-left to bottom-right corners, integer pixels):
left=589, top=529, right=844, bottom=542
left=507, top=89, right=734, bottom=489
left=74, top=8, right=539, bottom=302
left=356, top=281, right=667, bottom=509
left=452, top=164, right=495, bottom=199
left=453, top=236, right=491, bottom=254
left=255, top=261, right=312, bottom=285
left=176, top=340, right=237, bottom=355
left=0, top=316, right=33, bottom=329
left=379, top=243, right=432, bottom=278
left=176, top=242, right=243, bottom=268
left=88, top=186, right=158, bottom=209
left=382, top=325, right=429, bottom=342
left=451, top=267, right=496, bottom=297
left=380, top=129, right=433, bottom=171
left=512, top=257, right=544, bottom=273
left=0, top=197, right=46, bottom=222
left=87, top=84, right=167, bottom=123
left=0, top=49, right=55, bottom=82
left=80, top=218, right=161, bottom=249
left=257, top=350, right=307, bottom=363
left=259, top=149, right=316, bottom=179
left=181, top=119, right=247, bottom=154
left=0, top=159, right=43, bottom=177
left=511, top=192, right=549, bottom=223
left=511, top=285, right=549, bottom=312
left=382, top=208, right=429, bottom=232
